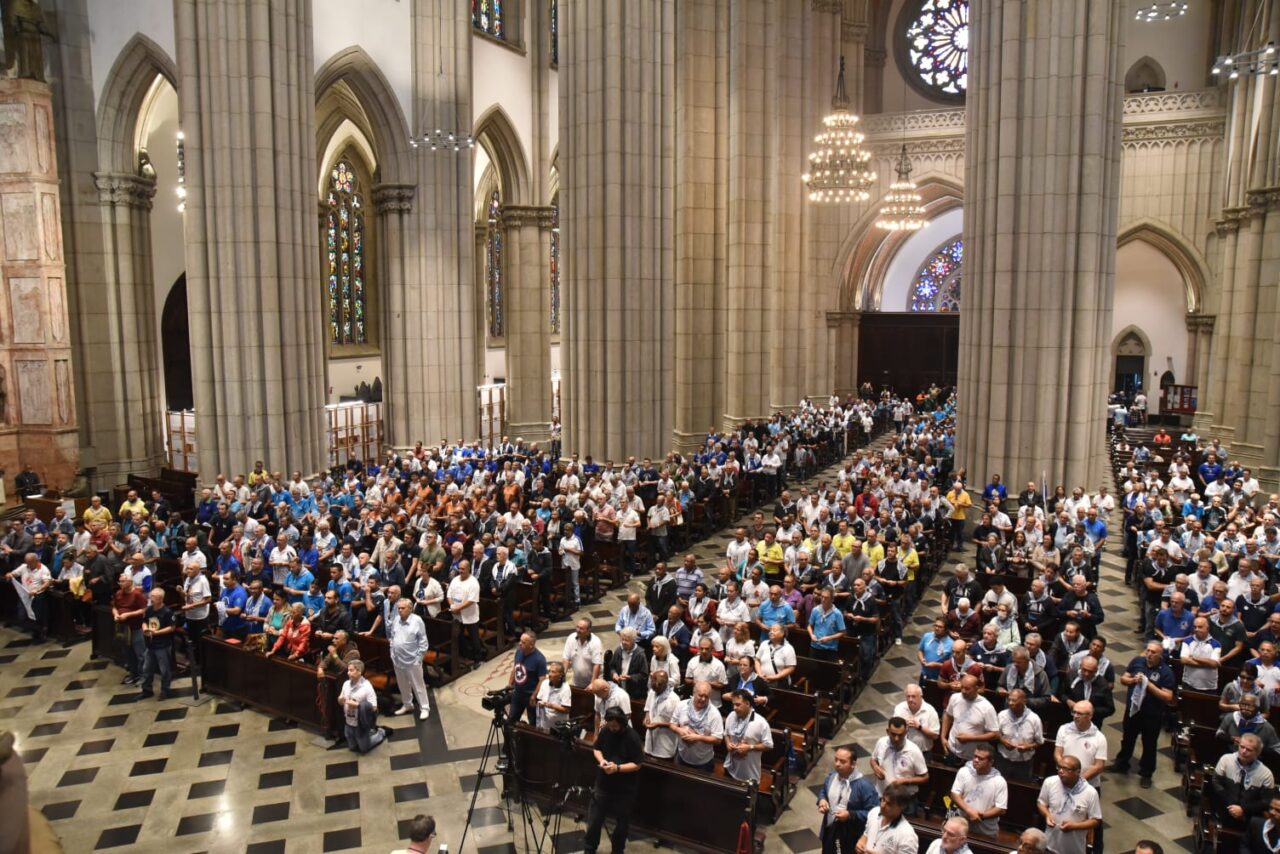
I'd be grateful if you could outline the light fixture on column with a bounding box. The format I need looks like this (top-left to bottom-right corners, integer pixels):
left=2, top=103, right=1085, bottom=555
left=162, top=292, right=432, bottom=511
left=1211, top=42, right=1278, bottom=80
left=1134, top=2, right=1187, bottom=22
left=175, top=129, right=186, bottom=212
left=875, top=144, right=925, bottom=232
left=803, top=56, right=875, bottom=204
left=409, top=129, right=475, bottom=152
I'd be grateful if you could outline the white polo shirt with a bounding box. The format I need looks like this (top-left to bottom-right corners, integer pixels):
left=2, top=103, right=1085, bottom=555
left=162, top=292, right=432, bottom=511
left=562, top=633, right=604, bottom=688
left=944, top=693, right=998, bottom=760
left=870, top=736, right=928, bottom=794
left=950, top=763, right=1008, bottom=838
left=997, top=707, right=1044, bottom=763
left=1037, top=775, right=1101, bottom=854
left=643, top=688, right=682, bottom=758
left=1054, top=723, right=1108, bottom=787
left=893, top=699, right=941, bottom=754
left=861, top=808, right=919, bottom=854
left=724, top=709, right=773, bottom=782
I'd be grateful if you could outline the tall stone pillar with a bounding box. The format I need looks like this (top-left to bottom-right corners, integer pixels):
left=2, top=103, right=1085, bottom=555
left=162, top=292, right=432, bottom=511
left=957, top=0, right=1124, bottom=489
left=1185, top=313, right=1214, bottom=401
left=828, top=310, right=861, bottom=397
left=0, top=79, right=79, bottom=492
left=176, top=0, right=327, bottom=479
left=376, top=0, right=478, bottom=449
left=560, top=0, right=675, bottom=460
left=503, top=206, right=555, bottom=444
left=91, top=172, right=166, bottom=481
left=672, top=0, right=728, bottom=450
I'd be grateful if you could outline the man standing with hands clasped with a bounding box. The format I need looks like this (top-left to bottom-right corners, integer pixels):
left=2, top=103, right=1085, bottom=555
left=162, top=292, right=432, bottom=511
left=1037, top=754, right=1101, bottom=854
left=583, top=706, right=643, bottom=854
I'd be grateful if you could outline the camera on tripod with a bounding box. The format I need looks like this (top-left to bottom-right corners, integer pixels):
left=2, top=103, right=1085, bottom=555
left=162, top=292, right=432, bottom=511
left=551, top=718, right=582, bottom=742
left=481, top=687, right=514, bottom=713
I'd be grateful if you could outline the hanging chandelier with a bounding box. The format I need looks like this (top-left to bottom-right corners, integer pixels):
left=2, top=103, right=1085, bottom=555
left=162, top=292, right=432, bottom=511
left=1134, top=2, right=1187, bottom=22
left=410, top=129, right=475, bottom=152
left=803, top=56, right=875, bottom=204
left=1211, top=42, right=1278, bottom=80
left=875, top=145, right=925, bottom=231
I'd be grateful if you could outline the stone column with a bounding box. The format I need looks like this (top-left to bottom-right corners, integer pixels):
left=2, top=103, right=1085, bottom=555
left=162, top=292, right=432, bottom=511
left=176, top=0, right=327, bottom=479
left=371, top=181, right=415, bottom=446
left=828, top=310, right=861, bottom=397
left=91, top=172, right=166, bottom=482
left=957, top=0, right=1124, bottom=489
left=672, top=0, right=728, bottom=450
left=560, top=0, right=675, bottom=460
left=0, top=79, right=80, bottom=491
left=378, top=0, right=478, bottom=448
left=503, top=205, right=555, bottom=444
left=1185, top=313, right=1214, bottom=398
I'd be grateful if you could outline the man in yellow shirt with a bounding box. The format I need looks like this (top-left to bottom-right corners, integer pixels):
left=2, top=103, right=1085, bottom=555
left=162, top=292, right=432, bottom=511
left=831, top=520, right=857, bottom=559
left=755, top=530, right=785, bottom=584
left=83, top=495, right=112, bottom=526
left=898, top=533, right=921, bottom=610
left=863, top=530, right=886, bottom=566
left=947, top=481, right=972, bottom=551
left=118, top=489, right=149, bottom=520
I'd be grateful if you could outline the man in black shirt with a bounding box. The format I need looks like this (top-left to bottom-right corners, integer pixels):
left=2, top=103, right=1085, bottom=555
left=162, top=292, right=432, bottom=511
left=584, top=706, right=644, bottom=854
left=138, top=587, right=176, bottom=699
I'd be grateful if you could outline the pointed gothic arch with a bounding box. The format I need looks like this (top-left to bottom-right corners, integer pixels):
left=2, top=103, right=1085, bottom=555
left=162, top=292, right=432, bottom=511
left=473, top=104, right=532, bottom=207
left=96, top=33, right=179, bottom=175
left=314, top=47, right=412, bottom=185
left=1117, top=219, right=1207, bottom=313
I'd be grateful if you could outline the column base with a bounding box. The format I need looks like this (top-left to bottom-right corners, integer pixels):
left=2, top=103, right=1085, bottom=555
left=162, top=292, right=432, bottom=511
left=671, top=430, right=706, bottom=455
left=506, top=421, right=551, bottom=448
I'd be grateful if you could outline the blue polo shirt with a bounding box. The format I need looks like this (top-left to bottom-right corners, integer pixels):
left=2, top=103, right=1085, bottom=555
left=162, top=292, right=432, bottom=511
left=220, top=585, right=248, bottom=633
left=918, top=631, right=953, bottom=678
left=1154, top=607, right=1194, bottom=641
left=327, top=578, right=354, bottom=606
left=808, top=606, right=846, bottom=650
left=758, top=599, right=795, bottom=628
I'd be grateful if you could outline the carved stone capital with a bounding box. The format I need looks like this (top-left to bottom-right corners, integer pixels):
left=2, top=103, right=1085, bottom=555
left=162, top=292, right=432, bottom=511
left=1215, top=205, right=1251, bottom=237
left=93, top=172, right=156, bottom=210
left=1185, top=313, right=1216, bottom=334
left=502, top=204, right=557, bottom=230
left=1247, top=185, right=1280, bottom=215
left=842, top=21, right=869, bottom=43
left=371, top=183, right=416, bottom=214
left=864, top=48, right=887, bottom=69
left=826, top=310, right=861, bottom=329
left=812, top=0, right=843, bottom=13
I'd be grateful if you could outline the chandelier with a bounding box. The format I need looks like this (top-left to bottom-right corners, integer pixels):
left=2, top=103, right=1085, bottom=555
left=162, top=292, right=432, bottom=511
left=1134, top=2, right=1187, bottom=22
left=803, top=56, right=875, bottom=204
left=875, top=145, right=925, bottom=232
left=1211, top=42, right=1278, bottom=80
left=410, top=129, right=475, bottom=152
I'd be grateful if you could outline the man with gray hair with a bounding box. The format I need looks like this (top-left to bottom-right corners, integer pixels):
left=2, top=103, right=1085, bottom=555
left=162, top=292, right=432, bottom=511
left=1210, top=732, right=1276, bottom=830
left=338, top=659, right=387, bottom=753
left=1014, top=827, right=1048, bottom=853
left=924, top=816, right=970, bottom=854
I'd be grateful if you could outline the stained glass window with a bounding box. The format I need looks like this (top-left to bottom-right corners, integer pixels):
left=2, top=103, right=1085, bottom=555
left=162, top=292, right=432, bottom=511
left=473, top=0, right=504, bottom=40
left=910, top=237, right=962, bottom=312
left=487, top=189, right=504, bottom=338
left=549, top=203, right=560, bottom=335
left=550, top=0, right=558, bottom=66
left=903, top=0, right=969, bottom=98
left=326, top=160, right=367, bottom=345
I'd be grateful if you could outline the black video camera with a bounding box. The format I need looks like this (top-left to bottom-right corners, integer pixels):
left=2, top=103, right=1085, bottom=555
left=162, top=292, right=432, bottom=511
left=481, top=687, right=514, bottom=712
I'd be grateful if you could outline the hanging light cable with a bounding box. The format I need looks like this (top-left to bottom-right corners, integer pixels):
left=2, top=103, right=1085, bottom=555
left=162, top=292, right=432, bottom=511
left=803, top=56, right=876, bottom=204
left=875, top=144, right=925, bottom=231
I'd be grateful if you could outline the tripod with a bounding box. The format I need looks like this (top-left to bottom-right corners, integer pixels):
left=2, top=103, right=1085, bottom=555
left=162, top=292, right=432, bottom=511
left=459, top=706, right=543, bottom=853
left=534, top=724, right=588, bottom=854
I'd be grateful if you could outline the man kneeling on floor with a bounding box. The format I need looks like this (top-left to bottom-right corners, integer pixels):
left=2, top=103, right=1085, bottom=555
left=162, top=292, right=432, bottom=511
left=339, top=659, right=388, bottom=753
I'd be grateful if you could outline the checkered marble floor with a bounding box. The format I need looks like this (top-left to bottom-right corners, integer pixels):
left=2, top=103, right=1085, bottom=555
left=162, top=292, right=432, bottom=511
left=1, top=445, right=1194, bottom=853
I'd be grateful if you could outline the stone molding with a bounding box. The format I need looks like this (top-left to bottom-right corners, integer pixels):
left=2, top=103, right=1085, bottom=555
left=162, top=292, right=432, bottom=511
left=1122, top=119, right=1226, bottom=143
left=1246, top=185, right=1280, bottom=214
left=1122, top=89, right=1224, bottom=116
left=842, top=21, right=869, bottom=43
left=93, top=172, right=156, bottom=210
left=867, top=137, right=964, bottom=158
left=1215, top=205, right=1252, bottom=236
left=812, top=0, right=843, bottom=13
left=371, top=183, right=415, bottom=214
left=502, top=204, right=556, bottom=229
left=1185, top=313, right=1216, bottom=333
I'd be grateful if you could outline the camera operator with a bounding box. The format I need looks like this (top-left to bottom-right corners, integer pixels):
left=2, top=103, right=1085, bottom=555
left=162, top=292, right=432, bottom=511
left=584, top=706, right=644, bottom=854
left=509, top=631, right=547, bottom=725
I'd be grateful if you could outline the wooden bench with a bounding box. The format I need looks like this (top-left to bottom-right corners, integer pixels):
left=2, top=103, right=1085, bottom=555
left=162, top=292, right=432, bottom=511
left=765, top=687, right=822, bottom=770
left=201, top=634, right=343, bottom=737
left=511, top=723, right=759, bottom=853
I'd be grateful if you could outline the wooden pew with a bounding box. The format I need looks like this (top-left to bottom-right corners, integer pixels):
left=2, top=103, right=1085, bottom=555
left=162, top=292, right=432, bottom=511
left=201, top=635, right=343, bottom=737
left=764, top=687, right=821, bottom=770
left=511, top=723, right=759, bottom=854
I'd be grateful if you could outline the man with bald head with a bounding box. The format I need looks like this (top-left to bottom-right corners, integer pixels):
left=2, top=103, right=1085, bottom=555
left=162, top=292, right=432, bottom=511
left=671, top=679, right=724, bottom=772
left=590, top=676, right=632, bottom=735
left=942, top=673, right=999, bottom=763
left=1037, top=754, right=1101, bottom=854
left=923, top=816, right=970, bottom=854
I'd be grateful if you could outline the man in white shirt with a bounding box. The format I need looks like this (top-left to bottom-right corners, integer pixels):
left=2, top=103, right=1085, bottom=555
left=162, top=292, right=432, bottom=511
left=942, top=674, right=999, bottom=762
left=338, top=659, right=387, bottom=753
left=446, top=560, right=482, bottom=665
left=559, top=522, right=584, bottom=606
left=562, top=618, right=604, bottom=688
left=1036, top=755, right=1101, bottom=854
left=723, top=689, right=773, bottom=782
left=180, top=554, right=212, bottom=666
left=6, top=552, right=52, bottom=641
left=686, top=637, right=728, bottom=689
left=893, top=683, right=941, bottom=754
left=857, top=784, right=920, bottom=854
left=949, top=744, right=1008, bottom=838
left=642, top=669, right=681, bottom=759
left=590, top=677, right=631, bottom=734
left=387, top=597, right=431, bottom=720
left=1181, top=616, right=1223, bottom=692
left=671, top=680, right=724, bottom=772
left=923, top=817, right=972, bottom=854
left=1054, top=700, right=1107, bottom=790
left=869, top=717, right=929, bottom=798
left=996, top=687, right=1044, bottom=782
left=725, top=528, right=753, bottom=576
left=715, top=582, right=751, bottom=643
left=535, top=662, right=572, bottom=731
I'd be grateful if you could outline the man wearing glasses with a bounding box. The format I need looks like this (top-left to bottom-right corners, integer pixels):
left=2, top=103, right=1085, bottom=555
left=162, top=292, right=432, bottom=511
left=1037, top=755, right=1101, bottom=854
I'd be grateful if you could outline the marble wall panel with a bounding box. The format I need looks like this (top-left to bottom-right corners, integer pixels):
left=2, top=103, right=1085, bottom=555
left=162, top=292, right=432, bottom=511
left=15, top=358, right=49, bottom=424
left=8, top=276, right=43, bottom=345
left=0, top=104, right=28, bottom=174
left=1, top=193, right=36, bottom=260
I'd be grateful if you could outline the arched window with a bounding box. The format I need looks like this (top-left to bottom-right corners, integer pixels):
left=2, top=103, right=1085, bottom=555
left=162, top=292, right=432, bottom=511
left=326, top=160, right=368, bottom=345
left=473, top=0, right=505, bottom=40
left=910, top=237, right=962, bottom=313
left=550, top=200, right=560, bottom=335
left=899, top=0, right=969, bottom=100
left=486, top=189, right=504, bottom=338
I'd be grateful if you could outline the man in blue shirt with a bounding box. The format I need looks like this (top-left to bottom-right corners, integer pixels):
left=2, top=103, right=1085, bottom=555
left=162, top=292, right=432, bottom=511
left=982, top=474, right=1007, bottom=508
left=508, top=631, right=547, bottom=725
left=808, top=588, right=846, bottom=662
left=1199, top=454, right=1224, bottom=489
left=219, top=571, right=249, bottom=641
left=756, top=585, right=796, bottom=630
left=216, top=540, right=243, bottom=581
left=1111, top=640, right=1175, bottom=787
left=327, top=564, right=355, bottom=607
left=918, top=616, right=954, bottom=683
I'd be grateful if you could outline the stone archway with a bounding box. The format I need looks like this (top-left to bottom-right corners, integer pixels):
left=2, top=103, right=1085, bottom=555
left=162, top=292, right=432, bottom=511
left=161, top=274, right=192, bottom=411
